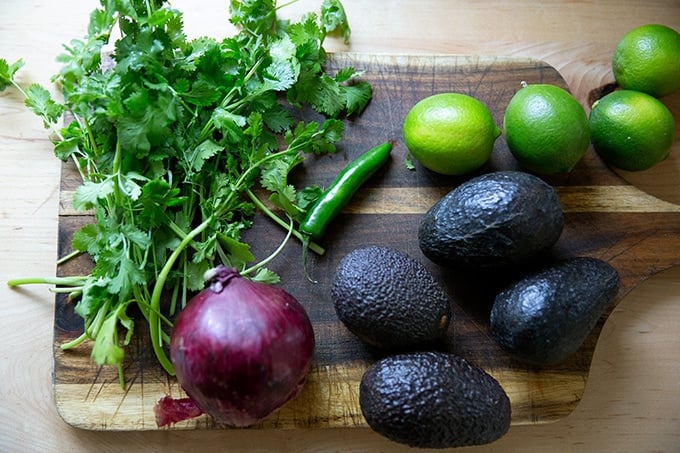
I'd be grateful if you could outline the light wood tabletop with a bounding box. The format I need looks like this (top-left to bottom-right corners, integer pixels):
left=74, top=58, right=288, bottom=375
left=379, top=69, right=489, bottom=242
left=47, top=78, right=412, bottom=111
left=1, top=1, right=678, bottom=451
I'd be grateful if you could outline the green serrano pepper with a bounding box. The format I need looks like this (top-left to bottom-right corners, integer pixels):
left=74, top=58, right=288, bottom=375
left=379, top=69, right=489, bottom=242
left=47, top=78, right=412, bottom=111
left=300, top=140, right=393, bottom=241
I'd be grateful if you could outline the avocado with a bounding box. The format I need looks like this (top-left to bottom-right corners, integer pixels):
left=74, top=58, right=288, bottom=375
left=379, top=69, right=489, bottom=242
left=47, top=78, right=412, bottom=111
left=418, top=170, right=564, bottom=269
left=490, top=257, right=620, bottom=365
left=331, top=245, right=451, bottom=350
left=360, top=351, right=511, bottom=448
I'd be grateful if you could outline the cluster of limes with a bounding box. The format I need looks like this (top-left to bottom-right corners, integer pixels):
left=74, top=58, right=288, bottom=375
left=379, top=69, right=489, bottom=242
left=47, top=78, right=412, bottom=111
left=590, top=24, right=679, bottom=171
left=403, top=24, right=679, bottom=175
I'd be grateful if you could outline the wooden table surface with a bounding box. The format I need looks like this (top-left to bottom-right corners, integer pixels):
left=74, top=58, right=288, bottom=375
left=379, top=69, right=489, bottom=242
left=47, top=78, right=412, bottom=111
left=1, top=1, right=678, bottom=451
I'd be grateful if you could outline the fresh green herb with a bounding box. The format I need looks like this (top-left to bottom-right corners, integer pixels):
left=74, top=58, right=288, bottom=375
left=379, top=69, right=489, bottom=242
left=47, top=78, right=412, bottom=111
left=405, top=153, right=417, bottom=171
left=2, top=0, right=372, bottom=385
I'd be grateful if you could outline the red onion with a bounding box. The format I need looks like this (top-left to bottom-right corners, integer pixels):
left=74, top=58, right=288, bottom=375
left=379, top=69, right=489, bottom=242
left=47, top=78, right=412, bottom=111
left=156, top=265, right=315, bottom=427
left=153, top=396, right=203, bottom=427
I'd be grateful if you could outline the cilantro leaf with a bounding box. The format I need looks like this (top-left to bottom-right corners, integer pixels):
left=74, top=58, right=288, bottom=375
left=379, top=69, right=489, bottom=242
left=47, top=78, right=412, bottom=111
left=315, top=118, right=345, bottom=151
left=229, top=0, right=277, bottom=33
left=405, top=153, right=417, bottom=171
left=321, top=0, right=351, bottom=43
left=72, top=223, right=100, bottom=255
left=186, top=139, right=224, bottom=172
left=91, top=317, right=125, bottom=366
left=250, top=267, right=280, bottom=284
left=284, top=119, right=344, bottom=155
left=261, top=103, right=294, bottom=133
left=261, top=58, right=299, bottom=92
left=87, top=7, right=116, bottom=39
left=296, top=185, right=324, bottom=212
left=183, top=78, right=223, bottom=106
left=118, top=172, right=145, bottom=201
left=74, top=276, right=111, bottom=319
left=261, top=153, right=305, bottom=216
left=0, top=58, right=24, bottom=91
left=120, top=223, right=151, bottom=250
left=212, top=108, right=247, bottom=143
left=311, top=74, right=346, bottom=117
left=334, top=66, right=359, bottom=83
left=91, top=304, right=134, bottom=370
left=106, top=252, right=145, bottom=296
left=343, top=80, right=372, bottom=116
left=118, top=88, right=178, bottom=157
left=185, top=260, right=212, bottom=292
left=258, top=35, right=300, bottom=92
left=24, top=84, right=64, bottom=127
left=56, top=37, right=106, bottom=88
left=217, top=233, right=256, bottom=270
left=72, top=178, right=116, bottom=211
left=137, top=179, right=186, bottom=228
left=53, top=136, right=81, bottom=161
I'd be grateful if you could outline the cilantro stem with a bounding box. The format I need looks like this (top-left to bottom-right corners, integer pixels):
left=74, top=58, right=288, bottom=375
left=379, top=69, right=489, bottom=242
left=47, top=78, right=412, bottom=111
left=144, top=0, right=154, bottom=17
left=148, top=218, right=213, bottom=375
left=70, top=112, right=99, bottom=180
left=50, top=287, right=83, bottom=295
left=56, top=249, right=83, bottom=266
left=241, top=213, right=294, bottom=276
left=134, top=285, right=173, bottom=329
left=60, top=331, right=89, bottom=350
left=6, top=275, right=87, bottom=287
left=245, top=188, right=325, bottom=255
left=167, top=219, right=191, bottom=242
left=276, top=0, right=301, bottom=11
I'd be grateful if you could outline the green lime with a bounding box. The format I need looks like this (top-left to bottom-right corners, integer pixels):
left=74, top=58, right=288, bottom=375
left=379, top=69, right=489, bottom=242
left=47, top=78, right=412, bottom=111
left=613, top=24, right=680, bottom=98
left=402, top=93, right=501, bottom=175
left=503, top=83, right=590, bottom=174
left=589, top=89, right=676, bottom=171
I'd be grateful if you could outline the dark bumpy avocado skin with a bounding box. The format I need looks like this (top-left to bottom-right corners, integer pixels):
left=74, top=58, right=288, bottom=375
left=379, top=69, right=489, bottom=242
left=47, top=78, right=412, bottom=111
left=418, top=171, right=564, bottom=269
left=490, top=257, right=620, bottom=366
left=331, top=246, right=451, bottom=350
left=360, top=352, right=511, bottom=449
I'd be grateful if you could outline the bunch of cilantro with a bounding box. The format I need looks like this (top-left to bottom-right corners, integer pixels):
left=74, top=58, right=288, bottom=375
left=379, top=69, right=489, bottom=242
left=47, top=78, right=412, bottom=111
left=1, top=0, right=372, bottom=384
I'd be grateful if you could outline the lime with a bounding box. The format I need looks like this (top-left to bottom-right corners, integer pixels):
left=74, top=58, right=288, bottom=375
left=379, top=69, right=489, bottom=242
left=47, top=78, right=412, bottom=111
left=589, top=89, right=676, bottom=171
left=612, top=24, right=680, bottom=98
left=402, top=93, right=501, bottom=175
left=503, top=83, right=590, bottom=174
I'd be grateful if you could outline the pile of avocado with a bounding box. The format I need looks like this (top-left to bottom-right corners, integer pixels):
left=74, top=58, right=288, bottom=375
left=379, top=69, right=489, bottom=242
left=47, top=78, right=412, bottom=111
left=330, top=170, right=620, bottom=449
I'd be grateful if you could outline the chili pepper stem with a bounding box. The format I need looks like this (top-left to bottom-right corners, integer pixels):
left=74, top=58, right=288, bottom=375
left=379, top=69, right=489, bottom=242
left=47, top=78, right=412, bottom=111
left=301, top=234, right=319, bottom=284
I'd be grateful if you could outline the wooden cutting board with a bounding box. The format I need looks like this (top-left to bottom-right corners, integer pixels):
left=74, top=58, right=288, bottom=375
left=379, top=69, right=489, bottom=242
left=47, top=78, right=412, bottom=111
left=53, top=53, right=680, bottom=430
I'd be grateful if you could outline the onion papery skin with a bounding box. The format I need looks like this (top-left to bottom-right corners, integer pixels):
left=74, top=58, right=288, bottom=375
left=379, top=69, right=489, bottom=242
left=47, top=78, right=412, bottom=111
left=169, top=266, right=315, bottom=427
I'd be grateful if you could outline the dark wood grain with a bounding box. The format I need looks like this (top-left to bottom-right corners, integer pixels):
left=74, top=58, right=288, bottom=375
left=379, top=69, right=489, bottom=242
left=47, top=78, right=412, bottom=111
left=53, top=54, right=680, bottom=430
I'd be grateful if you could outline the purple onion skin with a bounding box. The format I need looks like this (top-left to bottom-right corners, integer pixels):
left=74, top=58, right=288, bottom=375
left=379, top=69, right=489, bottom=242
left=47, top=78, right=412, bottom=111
left=170, top=266, right=315, bottom=427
